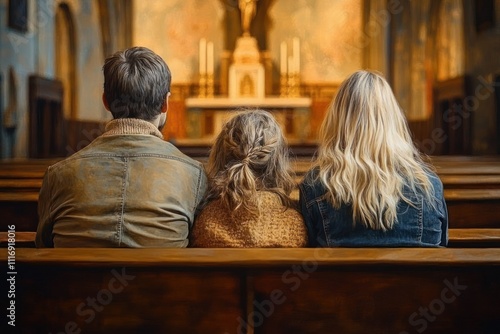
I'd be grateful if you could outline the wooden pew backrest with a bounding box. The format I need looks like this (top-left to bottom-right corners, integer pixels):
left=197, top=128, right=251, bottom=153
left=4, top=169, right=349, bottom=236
left=4, top=248, right=500, bottom=334
left=4, top=229, right=500, bottom=248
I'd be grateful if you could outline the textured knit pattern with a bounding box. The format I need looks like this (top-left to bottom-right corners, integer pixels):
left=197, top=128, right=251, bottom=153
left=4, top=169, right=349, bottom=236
left=102, top=118, right=164, bottom=138
left=191, top=191, right=308, bottom=247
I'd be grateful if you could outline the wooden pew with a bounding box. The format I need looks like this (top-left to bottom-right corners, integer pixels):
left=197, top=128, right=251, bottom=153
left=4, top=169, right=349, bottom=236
left=0, top=160, right=52, bottom=233
left=288, top=187, right=500, bottom=228
left=445, top=189, right=500, bottom=228
left=291, top=157, right=500, bottom=229
left=1, top=156, right=499, bottom=186
left=0, top=193, right=38, bottom=232
left=0, top=231, right=36, bottom=247
left=0, top=159, right=57, bottom=179
left=2, top=229, right=500, bottom=249
left=430, top=156, right=500, bottom=175
left=439, top=174, right=500, bottom=189
left=447, top=228, right=500, bottom=247
left=0, top=161, right=47, bottom=233
left=0, top=179, right=43, bottom=192
left=1, top=156, right=499, bottom=173
left=3, top=248, right=500, bottom=333
left=1, top=157, right=500, bottom=231
left=2, top=189, right=500, bottom=232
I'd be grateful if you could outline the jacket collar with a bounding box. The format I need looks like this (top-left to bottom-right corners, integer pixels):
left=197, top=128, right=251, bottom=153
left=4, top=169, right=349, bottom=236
left=102, top=118, right=163, bottom=139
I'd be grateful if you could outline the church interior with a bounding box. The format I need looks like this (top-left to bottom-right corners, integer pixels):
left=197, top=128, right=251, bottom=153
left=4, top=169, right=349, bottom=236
left=0, top=0, right=499, bottom=159
left=1, top=1, right=500, bottom=333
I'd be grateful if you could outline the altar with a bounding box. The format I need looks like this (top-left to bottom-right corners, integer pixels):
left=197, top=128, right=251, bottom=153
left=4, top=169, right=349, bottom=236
left=184, top=0, right=311, bottom=144
left=184, top=96, right=312, bottom=142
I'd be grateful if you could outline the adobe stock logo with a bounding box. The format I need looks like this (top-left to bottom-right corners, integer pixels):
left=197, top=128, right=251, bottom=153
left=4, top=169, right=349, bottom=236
left=229, top=258, right=319, bottom=334
left=400, top=277, right=467, bottom=334
left=48, top=268, right=135, bottom=334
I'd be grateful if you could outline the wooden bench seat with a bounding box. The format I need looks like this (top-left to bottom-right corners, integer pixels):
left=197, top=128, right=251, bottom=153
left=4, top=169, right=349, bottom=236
left=0, top=193, right=39, bottom=232
left=439, top=174, right=500, bottom=189
left=445, top=189, right=500, bottom=228
left=6, top=156, right=497, bottom=180
left=447, top=228, right=500, bottom=247
left=3, top=248, right=500, bottom=333
left=291, top=156, right=500, bottom=177
left=1, top=157, right=499, bottom=231
left=431, top=158, right=500, bottom=175
left=1, top=189, right=499, bottom=232
left=3, top=229, right=500, bottom=248
left=0, top=179, right=43, bottom=192
left=1, top=156, right=499, bottom=184
left=0, top=159, right=58, bottom=179
left=0, top=231, right=36, bottom=247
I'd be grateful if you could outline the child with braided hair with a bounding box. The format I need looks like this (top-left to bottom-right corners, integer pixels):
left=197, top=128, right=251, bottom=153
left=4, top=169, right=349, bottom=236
left=190, top=110, right=307, bottom=247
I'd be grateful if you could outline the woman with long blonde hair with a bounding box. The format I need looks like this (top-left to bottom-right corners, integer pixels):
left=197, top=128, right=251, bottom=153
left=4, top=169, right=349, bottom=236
left=191, top=109, right=307, bottom=247
left=299, top=70, right=448, bottom=247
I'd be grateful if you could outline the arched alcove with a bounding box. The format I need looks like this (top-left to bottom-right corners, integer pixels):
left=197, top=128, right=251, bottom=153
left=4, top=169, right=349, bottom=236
left=430, top=0, right=471, bottom=154
left=55, top=3, right=77, bottom=119
left=436, top=0, right=465, bottom=81
left=391, top=0, right=432, bottom=121
left=3, top=67, right=18, bottom=158
left=97, top=0, right=133, bottom=59
left=219, top=0, right=274, bottom=52
left=97, top=0, right=112, bottom=59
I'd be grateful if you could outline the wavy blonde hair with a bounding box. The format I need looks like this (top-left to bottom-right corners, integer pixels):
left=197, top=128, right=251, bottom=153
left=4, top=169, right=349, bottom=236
left=205, top=109, right=295, bottom=216
left=316, top=70, right=434, bottom=231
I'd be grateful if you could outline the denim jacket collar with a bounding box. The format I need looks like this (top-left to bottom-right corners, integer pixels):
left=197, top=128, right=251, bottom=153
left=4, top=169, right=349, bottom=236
left=102, top=118, right=164, bottom=139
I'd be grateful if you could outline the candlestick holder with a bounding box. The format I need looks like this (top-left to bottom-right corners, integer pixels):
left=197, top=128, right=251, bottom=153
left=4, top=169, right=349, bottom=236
left=198, top=74, right=207, bottom=98
left=206, top=74, right=214, bottom=98
left=280, top=74, right=288, bottom=97
left=288, top=73, right=300, bottom=97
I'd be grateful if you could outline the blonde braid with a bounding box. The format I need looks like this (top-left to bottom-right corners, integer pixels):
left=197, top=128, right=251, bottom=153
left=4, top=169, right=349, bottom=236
left=204, top=109, right=296, bottom=217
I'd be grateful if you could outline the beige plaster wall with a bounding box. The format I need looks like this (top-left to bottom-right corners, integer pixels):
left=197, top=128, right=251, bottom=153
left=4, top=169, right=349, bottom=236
left=269, top=0, right=363, bottom=83
left=133, top=0, right=225, bottom=84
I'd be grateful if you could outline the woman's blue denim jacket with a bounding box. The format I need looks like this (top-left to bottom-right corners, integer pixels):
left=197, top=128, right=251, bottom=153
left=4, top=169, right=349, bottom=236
left=298, top=168, right=448, bottom=247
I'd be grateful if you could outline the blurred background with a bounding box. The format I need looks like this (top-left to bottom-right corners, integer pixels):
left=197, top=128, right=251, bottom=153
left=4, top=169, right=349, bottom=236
left=0, top=0, right=499, bottom=159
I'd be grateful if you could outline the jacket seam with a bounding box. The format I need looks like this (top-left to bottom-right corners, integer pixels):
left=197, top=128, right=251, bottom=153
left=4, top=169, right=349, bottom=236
left=317, top=199, right=332, bottom=246
left=193, top=169, right=203, bottom=213
left=418, top=194, right=423, bottom=243
left=117, top=158, right=129, bottom=246
left=298, top=183, right=317, bottom=208
left=47, top=166, right=53, bottom=223
left=47, top=166, right=54, bottom=246
left=54, top=153, right=203, bottom=170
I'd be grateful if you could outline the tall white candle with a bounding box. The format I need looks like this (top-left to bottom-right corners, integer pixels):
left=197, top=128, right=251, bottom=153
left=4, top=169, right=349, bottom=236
left=199, top=38, right=206, bottom=75
left=280, top=41, right=287, bottom=75
left=207, top=41, right=214, bottom=75
left=293, top=37, right=300, bottom=74
left=288, top=55, right=294, bottom=75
